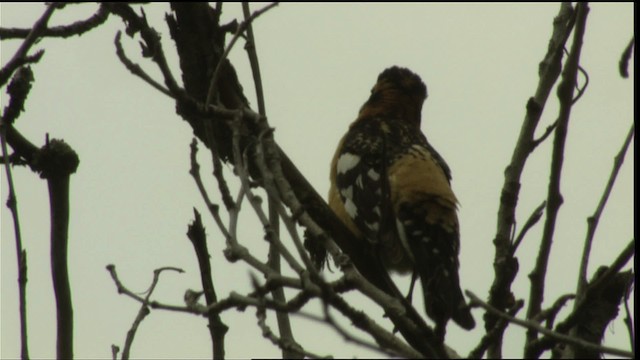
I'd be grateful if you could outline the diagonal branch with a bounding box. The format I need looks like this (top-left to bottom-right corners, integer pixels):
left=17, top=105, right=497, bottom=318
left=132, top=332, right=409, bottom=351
left=576, top=123, right=634, bottom=299
left=0, top=2, right=61, bottom=86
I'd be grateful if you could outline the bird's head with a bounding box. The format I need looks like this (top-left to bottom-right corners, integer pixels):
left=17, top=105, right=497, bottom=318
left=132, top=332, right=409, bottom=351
left=359, top=66, right=428, bottom=127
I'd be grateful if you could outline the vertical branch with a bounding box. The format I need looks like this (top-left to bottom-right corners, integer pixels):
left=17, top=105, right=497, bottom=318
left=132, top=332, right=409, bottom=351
left=187, top=209, right=228, bottom=359
left=40, top=139, right=80, bottom=360
left=242, top=3, right=301, bottom=359
left=525, top=1, right=589, bottom=352
left=0, top=124, right=29, bottom=360
left=1, top=65, right=37, bottom=360
left=486, top=4, right=576, bottom=357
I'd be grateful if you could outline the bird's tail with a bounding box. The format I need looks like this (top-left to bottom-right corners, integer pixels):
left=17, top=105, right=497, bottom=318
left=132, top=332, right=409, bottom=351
left=420, top=263, right=475, bottom=339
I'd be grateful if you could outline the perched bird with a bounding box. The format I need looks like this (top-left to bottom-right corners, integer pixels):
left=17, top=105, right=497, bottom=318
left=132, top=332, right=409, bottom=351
left=328, top=66, right=475, bottom=340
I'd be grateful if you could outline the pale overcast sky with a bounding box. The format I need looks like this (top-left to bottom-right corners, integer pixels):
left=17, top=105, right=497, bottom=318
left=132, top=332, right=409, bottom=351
left=1, top=3, right=634, bottom=359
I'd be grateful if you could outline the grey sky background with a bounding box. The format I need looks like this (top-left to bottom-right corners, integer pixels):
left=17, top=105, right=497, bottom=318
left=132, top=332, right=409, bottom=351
left=1, top=3, right=634, bottom=359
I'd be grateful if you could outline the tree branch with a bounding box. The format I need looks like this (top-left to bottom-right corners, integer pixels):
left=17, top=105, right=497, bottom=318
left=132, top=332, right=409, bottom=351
left=40, top=139, right=80, bottom=359
left=0, top=66, right=36, bottom=360
left=486, top=4, right=576, bottom=356
left=576, top=123, right=634, bottom=299
left=468, top=291, right=633, bottom=358
left=0, top=3, right=109, bottom=40
left=619, top=37, right=634, bottom=78
left=0, top=2, right=61, bottom=87
left=510, top=201, right=546, bottom=255
left=186, top=209, right=228, bottom=359
left=525, top=2, right=589, bottom=350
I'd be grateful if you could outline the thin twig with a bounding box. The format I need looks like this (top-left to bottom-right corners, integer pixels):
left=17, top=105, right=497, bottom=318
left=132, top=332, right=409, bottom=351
left=468, top=300, right=524, bottom=359
left=525, top=2, right=589, bottom=349
left=571, top=63, right=589, bottom=105
left=240, top=2, right=298, bottom=356
left=326, top=289, right=428, bottom=358
left=202, top=116, right=236, bottom=210
left=511, top=201, right=546, bottom=255
left=230, top=116, right=305, bottom=275
left=254, top=305, right=320, bottom=358
left=531, top=121, right=558, bottom=149
left=0, top=125, right=29, bottom=359
left=189, top=138, right=233, bottom=242
left=118, top=266, right=183, bottom=360
left=553, top=240, right=635, bottom=336
left=527, top=240, right=635, bottom=357
left=0, top=3, right=109, bottom=40
left=108, top=265, right=303, bottom=319
left=106, top=3, right=183, bottom=95
left=0, top=67, right=34, bottom=359
left=467, top=291, right=634, bottom=358
left=535, top=293, right=575, bottom=330
left=576, top=123, right=634, bottom=300
left=322, top=303, right=410, bottom=358
left=619, top=37, right=634, bottom=78
left=623, top=283, right=635, bottom=354
left=0, top=2, right=61, bottom=86
left=205, top=2, right=278, bottom=107
left=113, top=32, right=172, bottom=97
left=186, top=209, right=228, bottom=359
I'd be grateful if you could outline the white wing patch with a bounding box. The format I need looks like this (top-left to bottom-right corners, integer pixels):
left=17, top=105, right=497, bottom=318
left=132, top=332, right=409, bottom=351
left=367, top=168, right=380, bottom=181
left=336, top=152, right=361, bottom=175
left=344, top=198, right=359, bottom=218
left=395, top=218, right=415, bottom=262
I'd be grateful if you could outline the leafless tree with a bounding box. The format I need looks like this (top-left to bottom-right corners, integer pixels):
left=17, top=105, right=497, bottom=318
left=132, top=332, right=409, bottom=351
left=0, top=3, right=634, bottom=359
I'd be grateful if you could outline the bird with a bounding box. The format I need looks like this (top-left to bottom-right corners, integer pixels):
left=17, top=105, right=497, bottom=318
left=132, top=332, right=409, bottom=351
left=328, top=66, right=475, bottom=340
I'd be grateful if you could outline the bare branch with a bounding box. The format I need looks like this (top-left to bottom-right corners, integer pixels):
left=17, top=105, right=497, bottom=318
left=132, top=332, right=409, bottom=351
left=0, top=137, right=29, bottom=358
left=325, top=290, right=424, bottom=358
left=239, top=3, right=299, bottom=357
left=254, top=305, right=320, bottom=358
left=189, top=138, right=233, bottom=239
left=186, top=209, right=228, bottom=359
left=535, top=294, right=575, bottom=330
left=531, top=121, right=558, bottom=149
left=230, top=116, right=305, bottom=275
left=0, top=3, right=61, bottom=87
left=467, top=291, right=633, bottom=358
left=619, top=37, right=634, bottom=78
left=205, top=2, right=279, bottom=107
left=486, top=4, right=577, bottom=356
left=623, top=283, right=635, bottom=354
left=107, top=3, right=183, bottom=95
left=576, top=124, right=635, bottom=299
left=111, top=266, right=184, bottom=360
left=0, top=4, right=109, bottom=40
left=40, top=139, right=80, bottom=360
left=510, top=201, right=546, bottom=255
left=114, top=32, right=172, bottom=97
left=468, top=300, right=524, bottom=359
left=0, top=66, right=36, bottom=360
left=528, top=240, right=635, bottom=357
left=525, top=3, right=589, bottom=349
